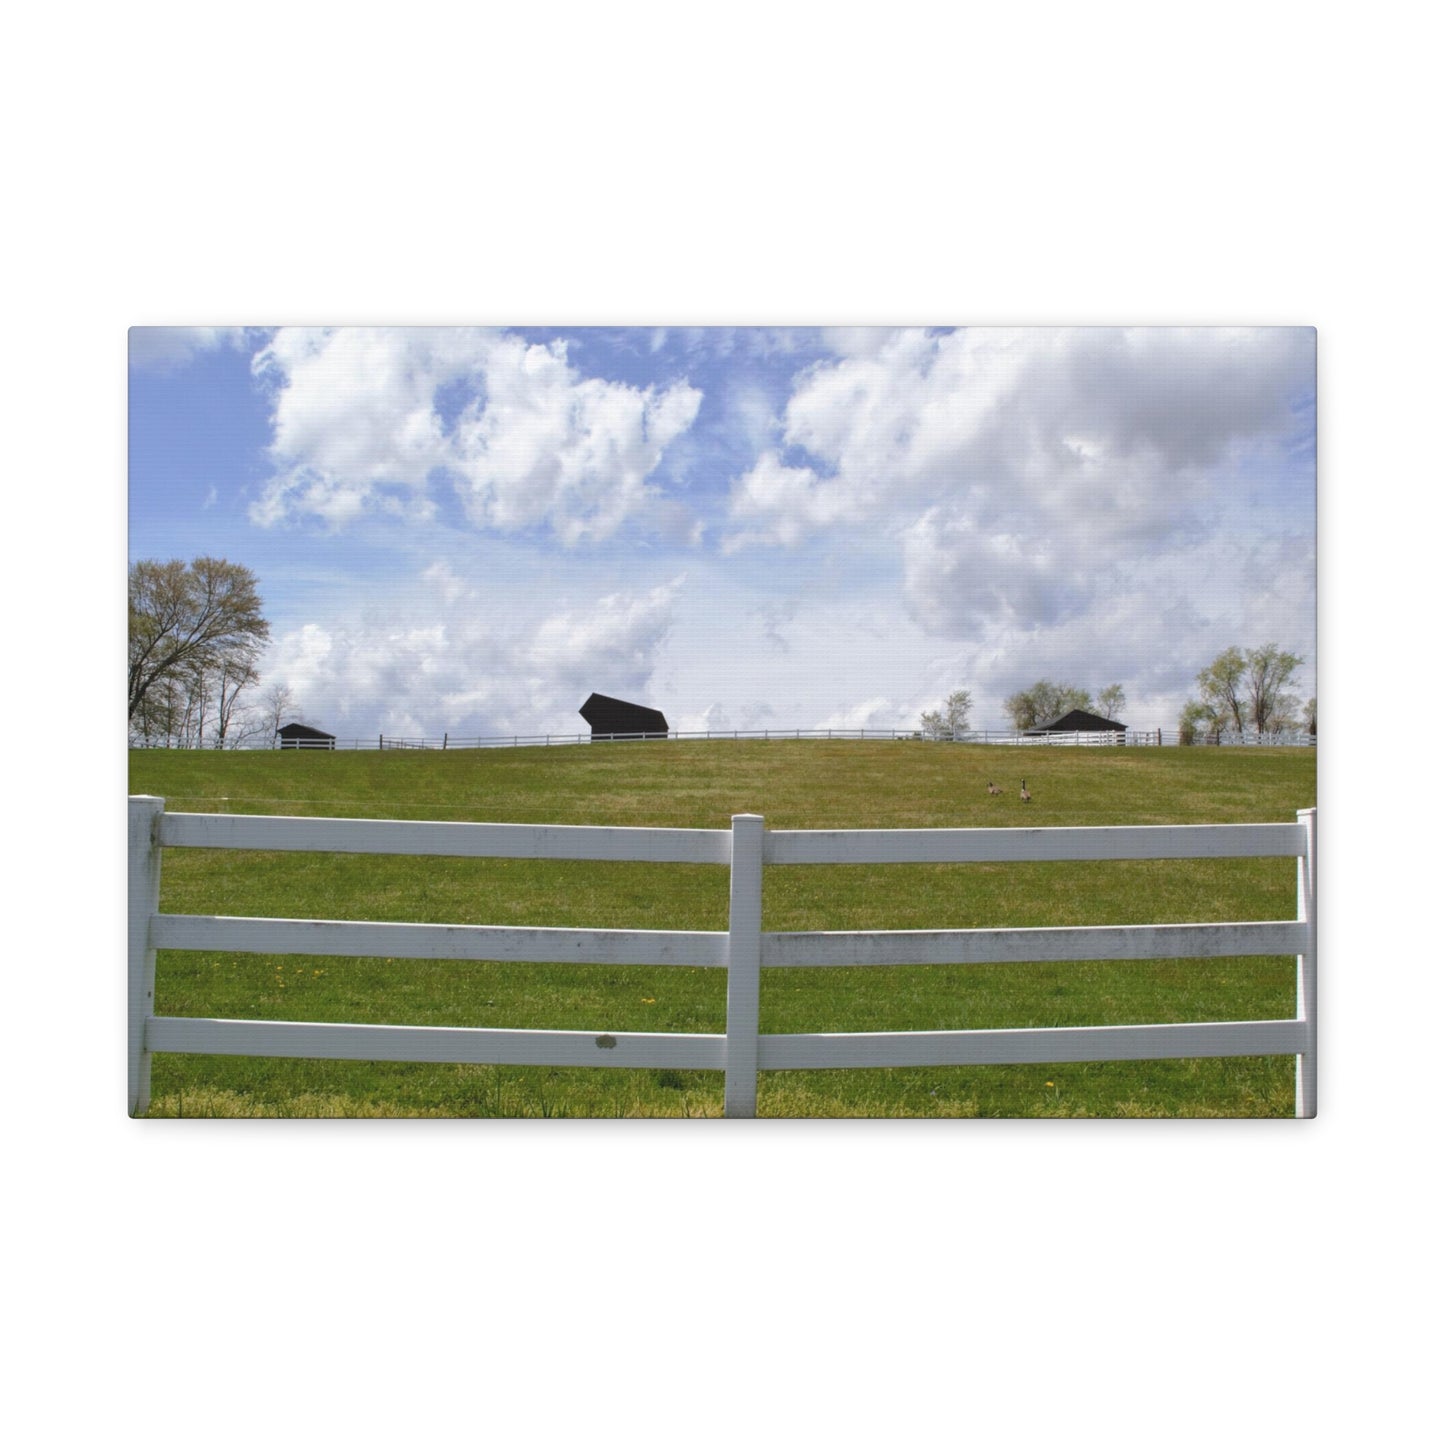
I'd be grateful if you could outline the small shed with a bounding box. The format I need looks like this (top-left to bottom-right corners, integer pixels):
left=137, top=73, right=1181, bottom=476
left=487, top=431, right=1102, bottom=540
left=277, top=722, right=336, bottom=750
left=1026, top=709, right=1126, bottom=735
left=579, top=693, right=669, bottom=740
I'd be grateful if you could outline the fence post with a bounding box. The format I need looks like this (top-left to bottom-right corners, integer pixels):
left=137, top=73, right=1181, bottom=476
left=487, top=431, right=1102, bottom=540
left=1296, top=807, right=1318, bottom=1118
left=725, top=814, right=765, bottom=1118
left=128, top=795, right=165, bottom=1117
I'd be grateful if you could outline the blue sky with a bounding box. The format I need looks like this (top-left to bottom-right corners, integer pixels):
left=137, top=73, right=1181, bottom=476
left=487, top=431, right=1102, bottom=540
left=128, top=325, right=1316, bottom=739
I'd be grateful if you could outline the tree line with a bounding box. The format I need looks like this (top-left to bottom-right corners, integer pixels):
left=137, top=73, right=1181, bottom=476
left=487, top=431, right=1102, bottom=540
left=129, top=556, right=302, bottom=748
left=1178, top=644, right=1312, bottom=743
left=919, top=680, right=1126, bottom=738
left=921, top=646, right=1312, bottom=742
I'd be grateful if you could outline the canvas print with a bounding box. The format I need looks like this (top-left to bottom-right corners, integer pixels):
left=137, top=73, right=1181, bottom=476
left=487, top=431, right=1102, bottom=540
left=128, top=326, right=1317, bottom=1119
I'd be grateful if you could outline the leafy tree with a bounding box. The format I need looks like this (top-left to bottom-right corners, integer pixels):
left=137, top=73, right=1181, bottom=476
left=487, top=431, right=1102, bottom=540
left=129, top=557, right=269, bottom=739
left=1096, top=683, right=1126, bottom=721
left=1178, top=698, right=1224, bottom=745
left=1243, top=643, right=1304, bottom=738
left=1192, top=647, right=1247, bottom=736
left=920, top=689, right=973, bottom=740
left=1187, top=644, right=1305, bottom=741
left=1004, top=681, right=1093, bottom=732
left=1304, top=696, right=1316, bottom=737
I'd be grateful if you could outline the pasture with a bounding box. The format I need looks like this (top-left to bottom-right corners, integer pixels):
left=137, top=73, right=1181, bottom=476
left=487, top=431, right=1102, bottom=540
left=128, top=740, right=1316, bottom=1118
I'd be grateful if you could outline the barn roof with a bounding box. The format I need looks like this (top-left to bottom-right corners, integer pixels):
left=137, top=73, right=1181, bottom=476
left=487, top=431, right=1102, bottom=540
left=1026, top=709, right=1126, bottom=733
left=276, top=722, right=336, bottom=740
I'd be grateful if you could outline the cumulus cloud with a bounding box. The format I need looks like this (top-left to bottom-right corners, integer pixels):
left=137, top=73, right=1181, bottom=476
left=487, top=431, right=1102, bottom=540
left=958, top=528, right=1317, bottom=729
left=147, top=324, right=1311, bottom=738
left=901, top=506, right=1086, bottom=632
left=264, top=568, right=682, bottom=739
left=249, top=328, right=702, bottom=541
left=722, top=327, right=1313, bottom=648
left=449, top=336, right=702, bottom=544
left=723, top=450, right=865, bottom=552
left=528, top=579, right=682, bottom=695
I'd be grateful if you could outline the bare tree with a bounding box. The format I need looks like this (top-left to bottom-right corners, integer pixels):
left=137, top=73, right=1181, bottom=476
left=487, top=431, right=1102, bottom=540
left=259, top=682, right=299, bottom=736
left=254, top=681, right=309, bottom=748
left=212, top=654, right=262, bottom=748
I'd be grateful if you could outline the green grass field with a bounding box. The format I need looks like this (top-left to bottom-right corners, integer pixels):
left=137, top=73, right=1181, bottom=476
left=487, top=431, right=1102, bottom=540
left=129, top=740, right=1316, bottom=1118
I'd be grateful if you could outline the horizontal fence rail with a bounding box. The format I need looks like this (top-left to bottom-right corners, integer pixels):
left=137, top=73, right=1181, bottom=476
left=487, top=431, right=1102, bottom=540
left=761, top=920, right=1308, bottom=967
left=133, top=728, right=1317, bottom=752
left=764, top=822, right=1306, bottom=864
left=128, top=797, right=1318, bottom=1119
left=157, top=811, right=732, bottom=863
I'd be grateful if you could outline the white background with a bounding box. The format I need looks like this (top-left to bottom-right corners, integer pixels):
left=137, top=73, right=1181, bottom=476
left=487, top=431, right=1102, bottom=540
left=6, top=2, right=1431, bottom=1439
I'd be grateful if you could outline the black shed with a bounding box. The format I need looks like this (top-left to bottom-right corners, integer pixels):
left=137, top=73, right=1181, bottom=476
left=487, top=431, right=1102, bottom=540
left=579, top=693, right=669, bottom=740
left=277, top=722, right=336, bottom=750
left=1026, top=709, right=1126, bottom=735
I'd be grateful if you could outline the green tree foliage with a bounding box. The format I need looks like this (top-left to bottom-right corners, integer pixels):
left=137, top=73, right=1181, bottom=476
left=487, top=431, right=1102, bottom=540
left=1178, top=698, right=1224, bottom=745
left=129, top=557, right=270, bottom=745
left=1184, top=644, right=1305, bottom=741
left=1004, top=681, right=1093, bottom=732
left=1243, top=644, right=1305, bottom=737
left=1096, top=683, right=1126, bottom=721
left=920, top=689, right=973, bottom=740
left=1192, top=646, right=1248, bottom=735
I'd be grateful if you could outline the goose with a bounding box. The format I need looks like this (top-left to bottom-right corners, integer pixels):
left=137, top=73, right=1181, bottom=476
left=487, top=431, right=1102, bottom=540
left=1020, top=779, right=1032, bottom=802
left=987, top=781, right=1002, bottom=795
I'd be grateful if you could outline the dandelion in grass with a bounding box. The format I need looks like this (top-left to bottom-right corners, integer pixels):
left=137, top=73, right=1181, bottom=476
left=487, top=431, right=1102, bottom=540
left=642, top=997, right=657, bottom=1004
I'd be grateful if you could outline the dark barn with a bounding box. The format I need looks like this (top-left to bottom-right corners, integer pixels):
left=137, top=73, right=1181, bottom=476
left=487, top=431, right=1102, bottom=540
left=276, top=722, right=337, bottom=750
left=1026, top=709, right=1127, bottom=735
left=579, top=693, right=669, bottom=740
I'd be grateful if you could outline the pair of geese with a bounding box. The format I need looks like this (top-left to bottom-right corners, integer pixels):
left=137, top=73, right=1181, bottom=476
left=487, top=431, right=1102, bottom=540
left=987, top=779, right=1032, bottom=801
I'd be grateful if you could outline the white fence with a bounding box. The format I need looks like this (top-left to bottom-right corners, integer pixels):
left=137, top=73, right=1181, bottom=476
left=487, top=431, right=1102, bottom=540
left=134, top=727, right=1316, bottom=752
left=128, top=797, right=1317, bottom=1119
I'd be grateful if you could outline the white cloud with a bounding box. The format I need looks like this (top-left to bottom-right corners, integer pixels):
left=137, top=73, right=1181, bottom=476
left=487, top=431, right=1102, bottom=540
left=813, top=696, right=916, bottom=732
left=263, top=568, right=681, bottom=739
left=249, top=328, right=702, bottom=542
left=717, top=328, right=1313, bottom=721
left=702, top=327, right=1314, bottom=732
left=528, top=579, right=682, bottom=696
left=723, top=326, right=1311, bottom=560
left=722, top=450, right=864, bottom=552
left=901, top=506, right=1085, bottom=632
left=192, top=325, right=1312, bottom=739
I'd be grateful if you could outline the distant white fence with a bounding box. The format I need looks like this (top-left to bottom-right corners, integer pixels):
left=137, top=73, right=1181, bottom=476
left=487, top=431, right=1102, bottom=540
left=132, top=727, right=1316, bottom=752
left=128, top=798, right=1317, bottom=1119
left=357, top=728, right=1299, bottom=749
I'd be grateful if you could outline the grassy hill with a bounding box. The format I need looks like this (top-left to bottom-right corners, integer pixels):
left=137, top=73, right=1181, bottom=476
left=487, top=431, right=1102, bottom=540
left=130, top=740, right=1316, bottom=1118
